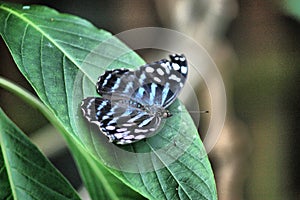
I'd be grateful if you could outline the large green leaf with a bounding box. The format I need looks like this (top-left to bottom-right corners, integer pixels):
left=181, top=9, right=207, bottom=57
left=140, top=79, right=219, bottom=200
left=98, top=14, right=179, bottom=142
left=0, top=77, right=145, bottom=200
left=0, top=2, right=217, bottom=200
left=0, top=108, right=81, bottom=199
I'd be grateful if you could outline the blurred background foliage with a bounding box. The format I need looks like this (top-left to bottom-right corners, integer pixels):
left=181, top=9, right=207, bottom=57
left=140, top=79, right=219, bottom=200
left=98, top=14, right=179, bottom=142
left=1, top=0, right=300, bottom=199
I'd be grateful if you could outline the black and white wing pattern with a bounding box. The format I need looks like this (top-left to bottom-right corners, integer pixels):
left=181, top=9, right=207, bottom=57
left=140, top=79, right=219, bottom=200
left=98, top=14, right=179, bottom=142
left=81, top=54, right=188, bottom=145
left=81, top=97, right=161, bottom=144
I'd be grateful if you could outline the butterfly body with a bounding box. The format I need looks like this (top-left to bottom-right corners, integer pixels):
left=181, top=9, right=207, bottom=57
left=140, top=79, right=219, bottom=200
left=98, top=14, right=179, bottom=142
left=81, top=54, right=188, bottom=144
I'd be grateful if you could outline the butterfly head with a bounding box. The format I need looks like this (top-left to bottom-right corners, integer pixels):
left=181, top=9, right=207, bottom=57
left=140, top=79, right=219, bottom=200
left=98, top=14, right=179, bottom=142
left=144, top=105, right=172, bottom=118
left=162, top=110, right=172, bottom=118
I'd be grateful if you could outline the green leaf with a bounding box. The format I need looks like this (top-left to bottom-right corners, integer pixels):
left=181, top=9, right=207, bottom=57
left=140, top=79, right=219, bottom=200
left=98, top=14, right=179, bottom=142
left=0, top=2, right=217, bottom=200
left=69, top=140, right=146, bottom=200
left=0, top=77, right=143, bottom=200
left=0, top=108, right=81, bottom=199
left=0, top=140, right=10, bottom=199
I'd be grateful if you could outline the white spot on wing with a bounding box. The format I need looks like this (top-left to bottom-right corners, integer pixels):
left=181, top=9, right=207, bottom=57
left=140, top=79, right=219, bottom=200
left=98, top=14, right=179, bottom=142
left=122, top=131, right=131, bottom=135
left=106, top=126, right=115, bottom=130
left=124, top=135, right=135, bottom=140
left=161, top=62, right=170, bottom=74
left=135, top=135, right=146, bottom=139
left=116, top=128, right=127, bottom=132
left=154, top=77, right=161, bottom=83
left=145, top=67, right=154, bottom=73
left=181, top=66, right=188, bottom=74
left=114, top=133, right=124, bottom=139
left=134, top=129, right=148, bottom=133
left=172, top=63, right=180, bottom=71
left=124, top=139, right=133, bottom=143
left=102, top=115, right=110, bottom=120
left=156, top=68, right=164, bottom=76
left=123, top=123, right=135, bottom=127
left=169, top=74, right=181, bottom=82
left=180, top=56, right=186, bottom=61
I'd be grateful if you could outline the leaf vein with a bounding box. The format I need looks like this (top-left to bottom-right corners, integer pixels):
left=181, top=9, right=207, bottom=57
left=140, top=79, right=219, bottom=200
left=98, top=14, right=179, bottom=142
left=149, top=153, right=168, bottom=200
left=11, top=168, right=72, bottom=199
left=54, top=39, right=136, bottom=67
left=3, top=12, right=11, bottom=36
left=146, top=142, right=199, bottom=200
left=130, top=145, right=156, bottom=199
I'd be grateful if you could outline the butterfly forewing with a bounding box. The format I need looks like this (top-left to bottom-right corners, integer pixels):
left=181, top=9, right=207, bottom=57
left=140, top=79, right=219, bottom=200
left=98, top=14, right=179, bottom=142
left=133, top=54, right=188, bottom=107
left=96, top=54, right=187, bottom=106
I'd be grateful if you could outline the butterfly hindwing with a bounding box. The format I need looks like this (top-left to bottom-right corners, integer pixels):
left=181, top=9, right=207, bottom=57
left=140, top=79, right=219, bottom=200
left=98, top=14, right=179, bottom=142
left=81, top=97, right=161, bottom=144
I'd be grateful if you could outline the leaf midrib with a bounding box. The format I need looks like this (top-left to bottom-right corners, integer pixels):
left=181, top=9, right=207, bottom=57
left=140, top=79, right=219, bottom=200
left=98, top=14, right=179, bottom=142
left=147, top=142, right=209, bottom=200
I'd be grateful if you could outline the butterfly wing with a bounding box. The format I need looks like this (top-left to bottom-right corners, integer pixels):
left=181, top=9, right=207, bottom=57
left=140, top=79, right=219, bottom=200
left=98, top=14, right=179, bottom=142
left=96, top=54, right=188, bottom=108
left=96, top=68, right=133, bottom=97
left=133, top=54, right=188, bottom=108
left=82, top=54, right=187, bottom=144
left=81, top=97, right=160, bottom=144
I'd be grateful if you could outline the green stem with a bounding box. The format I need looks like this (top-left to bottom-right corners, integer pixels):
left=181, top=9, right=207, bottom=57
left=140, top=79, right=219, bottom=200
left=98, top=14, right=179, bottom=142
left=0, top=77, right=56, bottom=122
left=0, top=77, right=71, bottom=142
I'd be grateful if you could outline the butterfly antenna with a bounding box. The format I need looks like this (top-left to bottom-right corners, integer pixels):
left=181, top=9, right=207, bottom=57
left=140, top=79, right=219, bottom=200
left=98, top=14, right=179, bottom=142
left=171, top=110, right=209, bottom=114
left=200, top=110, right=209, bottom=114
left=187, top=110, right=209, bottom=114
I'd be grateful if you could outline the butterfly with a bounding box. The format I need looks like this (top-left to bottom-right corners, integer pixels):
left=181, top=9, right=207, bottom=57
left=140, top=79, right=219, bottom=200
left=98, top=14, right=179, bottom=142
left=81, top=54, right=188, bottom=145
